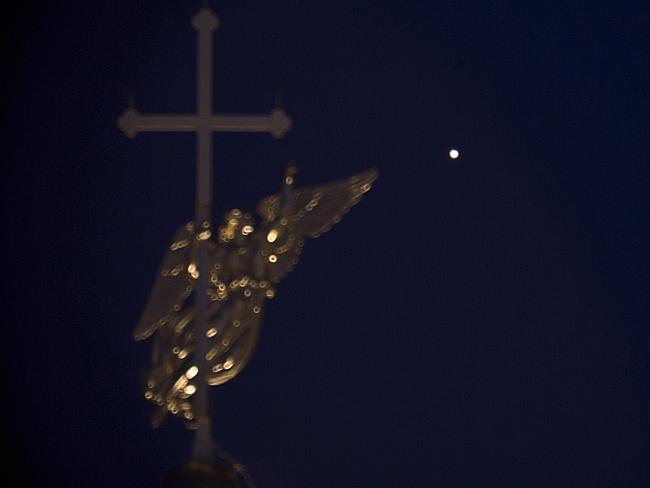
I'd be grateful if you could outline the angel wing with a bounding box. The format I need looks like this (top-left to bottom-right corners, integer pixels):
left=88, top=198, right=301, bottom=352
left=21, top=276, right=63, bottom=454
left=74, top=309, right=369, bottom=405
left=254, top=167, right=378, bottom=283
left=132, top=222, right=198, bottom=341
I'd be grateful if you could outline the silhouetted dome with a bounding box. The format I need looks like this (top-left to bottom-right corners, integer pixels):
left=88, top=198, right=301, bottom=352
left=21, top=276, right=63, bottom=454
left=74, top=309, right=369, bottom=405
left=163, top=456, right=253, bottom=488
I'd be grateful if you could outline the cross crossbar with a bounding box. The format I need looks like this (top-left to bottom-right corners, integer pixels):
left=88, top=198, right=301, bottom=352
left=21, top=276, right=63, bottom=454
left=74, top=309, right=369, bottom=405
left=118, top=109, right=292, bottom=138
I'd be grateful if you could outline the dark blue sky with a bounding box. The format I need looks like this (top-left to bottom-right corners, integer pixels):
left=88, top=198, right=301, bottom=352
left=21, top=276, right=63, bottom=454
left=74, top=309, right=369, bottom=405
left=4, top=1, right=649, bottom=486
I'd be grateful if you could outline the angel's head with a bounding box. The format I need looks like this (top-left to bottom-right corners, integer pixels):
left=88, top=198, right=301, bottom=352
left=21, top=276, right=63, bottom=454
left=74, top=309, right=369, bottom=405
left=218, top=209, right=255, bottom=245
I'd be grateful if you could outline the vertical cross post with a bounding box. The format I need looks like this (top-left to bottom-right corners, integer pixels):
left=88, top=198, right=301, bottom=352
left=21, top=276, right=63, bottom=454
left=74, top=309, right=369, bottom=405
left=192, top=7, right=218, bottom=462
left=117, top=6, right=292, bottom=463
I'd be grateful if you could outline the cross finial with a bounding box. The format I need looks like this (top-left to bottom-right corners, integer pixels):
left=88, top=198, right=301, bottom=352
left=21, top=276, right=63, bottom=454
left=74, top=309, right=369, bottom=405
left=192, top=7, right=219, bottom=32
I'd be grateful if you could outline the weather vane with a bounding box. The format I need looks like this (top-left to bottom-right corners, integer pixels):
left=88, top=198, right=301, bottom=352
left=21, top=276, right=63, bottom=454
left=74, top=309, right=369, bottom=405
left=118, top=6, right=376, bottom=484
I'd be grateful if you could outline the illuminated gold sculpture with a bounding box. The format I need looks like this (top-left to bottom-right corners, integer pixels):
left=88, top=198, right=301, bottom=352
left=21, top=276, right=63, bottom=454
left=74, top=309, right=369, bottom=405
left=134, top=166, right=377, bottom=426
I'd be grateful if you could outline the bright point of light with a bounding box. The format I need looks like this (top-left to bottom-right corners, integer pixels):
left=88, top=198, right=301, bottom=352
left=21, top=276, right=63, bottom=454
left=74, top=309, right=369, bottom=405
left=449, top=149, right=459, bottom=159
left=186, top=366, right=199, bottom=379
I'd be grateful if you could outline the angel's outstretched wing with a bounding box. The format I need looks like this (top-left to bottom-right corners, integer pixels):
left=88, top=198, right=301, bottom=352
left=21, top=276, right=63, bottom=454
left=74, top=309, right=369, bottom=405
left=133, top=223, right=197, bottom=341
left=254, top=168, right=378, bottom=283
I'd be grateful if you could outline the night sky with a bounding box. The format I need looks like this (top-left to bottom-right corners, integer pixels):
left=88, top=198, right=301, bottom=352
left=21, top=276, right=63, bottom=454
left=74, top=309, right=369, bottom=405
left=4, top=1, right=649, bottom=487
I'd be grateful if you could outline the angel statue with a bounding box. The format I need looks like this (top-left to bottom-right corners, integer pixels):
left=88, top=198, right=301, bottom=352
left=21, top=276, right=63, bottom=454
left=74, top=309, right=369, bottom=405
left=133, top=165, right=378, bottom=426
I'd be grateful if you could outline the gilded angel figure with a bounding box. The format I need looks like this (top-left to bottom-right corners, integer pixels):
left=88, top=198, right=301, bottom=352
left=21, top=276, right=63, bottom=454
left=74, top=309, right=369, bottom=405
left=132, top=166, right=377, bottom=425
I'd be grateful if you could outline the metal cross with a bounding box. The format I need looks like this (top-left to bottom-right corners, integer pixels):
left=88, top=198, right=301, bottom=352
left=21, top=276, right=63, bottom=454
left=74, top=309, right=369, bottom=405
left=117, top=6, right=292, bottom=462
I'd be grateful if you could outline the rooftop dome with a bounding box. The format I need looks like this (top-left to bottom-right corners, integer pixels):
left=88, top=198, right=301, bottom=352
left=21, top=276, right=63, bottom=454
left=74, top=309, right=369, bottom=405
left=162, top=456, right=254, bottom=488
